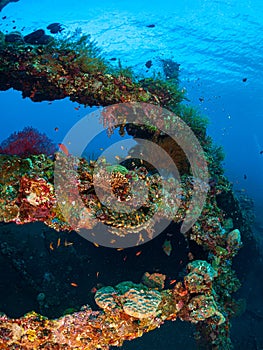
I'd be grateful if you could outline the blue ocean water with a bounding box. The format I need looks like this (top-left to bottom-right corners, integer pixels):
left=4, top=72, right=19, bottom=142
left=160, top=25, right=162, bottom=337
left=0, top=0, right=263, bottom=348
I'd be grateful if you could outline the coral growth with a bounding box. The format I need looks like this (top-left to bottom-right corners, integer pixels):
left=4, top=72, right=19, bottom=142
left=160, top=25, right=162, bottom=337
left=0, top=264, right=226, bottom=349
left=0, top=127, right=56, bottom=157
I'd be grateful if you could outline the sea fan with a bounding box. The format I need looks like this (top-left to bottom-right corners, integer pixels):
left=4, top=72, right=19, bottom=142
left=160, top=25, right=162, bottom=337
left=0, top=126, right=56, bottom=157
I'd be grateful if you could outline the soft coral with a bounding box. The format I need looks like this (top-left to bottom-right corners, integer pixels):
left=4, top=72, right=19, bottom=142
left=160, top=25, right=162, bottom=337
left=0, top=126, right=56, bottom=157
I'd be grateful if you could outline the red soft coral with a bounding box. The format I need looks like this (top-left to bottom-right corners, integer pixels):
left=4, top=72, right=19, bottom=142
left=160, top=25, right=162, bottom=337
left=0, top=126, right=56, bottom=157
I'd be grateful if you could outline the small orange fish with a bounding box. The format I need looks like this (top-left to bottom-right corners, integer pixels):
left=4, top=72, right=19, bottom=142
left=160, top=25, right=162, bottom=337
left=169, top=279, right=177, bottom=285
left=136, top=233, right=144, bottom=245
left=30, top=87, right=37, bottom=98
left=58, top=143, right=69, bottom=156
left=49, top=242, right=54, bottom=251
left=115, top=155, right=121, bottom=161
left=57, top=238, right=61, bottom=248
left=117, top=248, right=124, bottom=251
left=70, top=282, right=78, bottom=287
left=178, top=290, right=188, bottom=297
left=93, top=242, right=99, bottom=248
left=135, top=251, right=142, bottom=256
left=74, top=106, right=80, bottom=111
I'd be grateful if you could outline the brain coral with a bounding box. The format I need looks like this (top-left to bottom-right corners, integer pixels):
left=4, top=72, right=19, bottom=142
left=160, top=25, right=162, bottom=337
left=122, top=288, right=162, bottom=319
left=94, top=286, right=118, bottom=310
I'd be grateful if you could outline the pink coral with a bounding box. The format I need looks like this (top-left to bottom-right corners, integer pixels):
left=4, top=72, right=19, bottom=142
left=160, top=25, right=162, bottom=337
left=0, top=126, right=56, bottom=157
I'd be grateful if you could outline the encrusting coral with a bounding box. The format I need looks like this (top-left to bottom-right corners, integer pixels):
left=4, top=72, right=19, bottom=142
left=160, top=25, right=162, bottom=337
left=0, top=267, right=226, bottom=349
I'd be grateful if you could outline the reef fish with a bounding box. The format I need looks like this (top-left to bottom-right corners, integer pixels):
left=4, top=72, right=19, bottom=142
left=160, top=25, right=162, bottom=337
left=58, top=143, right=69, bottom=156
left=162, top=239, right=172, bottom=256
left=47, top=23, right=64, bottom=34
left=145, top=60, right=153, bottom=69
left=24, top=29, right=52, bottom=45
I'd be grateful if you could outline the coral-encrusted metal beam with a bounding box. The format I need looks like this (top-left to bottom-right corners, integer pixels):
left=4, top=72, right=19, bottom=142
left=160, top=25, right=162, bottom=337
left=0, top=266, right=225, bottom=349
left=0, top=37, right=182, bottom=108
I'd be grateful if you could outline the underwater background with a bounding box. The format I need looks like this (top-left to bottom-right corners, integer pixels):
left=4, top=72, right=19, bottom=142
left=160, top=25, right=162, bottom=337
left=0, top=0, right=262, bottom=349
